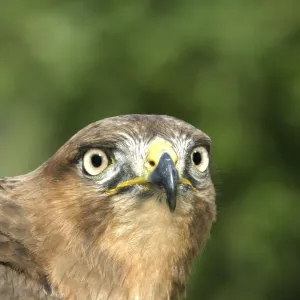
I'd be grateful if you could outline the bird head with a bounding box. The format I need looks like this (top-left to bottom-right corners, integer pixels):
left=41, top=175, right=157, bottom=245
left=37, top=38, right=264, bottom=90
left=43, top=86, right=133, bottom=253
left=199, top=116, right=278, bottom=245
left=1, top=115, right=216, bottom=299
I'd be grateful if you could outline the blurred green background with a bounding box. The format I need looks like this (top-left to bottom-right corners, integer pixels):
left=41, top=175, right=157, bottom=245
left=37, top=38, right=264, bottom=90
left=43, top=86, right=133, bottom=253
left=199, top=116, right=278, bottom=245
left=1, top=1, right=300, bottom=299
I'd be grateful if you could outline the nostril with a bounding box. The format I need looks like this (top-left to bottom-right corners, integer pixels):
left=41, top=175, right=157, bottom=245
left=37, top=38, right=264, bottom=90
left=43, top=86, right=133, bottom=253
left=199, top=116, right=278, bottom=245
left=149, top=160, right=156, bottom=167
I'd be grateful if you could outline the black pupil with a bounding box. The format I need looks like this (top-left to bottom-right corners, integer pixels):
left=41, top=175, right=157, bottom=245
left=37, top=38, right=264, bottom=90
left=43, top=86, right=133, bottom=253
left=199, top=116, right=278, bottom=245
left=192, top=151, right=202, bottom=165
left=91, top=154, right=102, bottom=168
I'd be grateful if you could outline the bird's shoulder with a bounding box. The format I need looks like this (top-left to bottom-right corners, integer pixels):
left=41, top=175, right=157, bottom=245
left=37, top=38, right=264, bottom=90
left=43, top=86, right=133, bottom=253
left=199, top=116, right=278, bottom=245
left=0, top=263, right=58, bottom=300
left=0, top=178, right=58, bottom=300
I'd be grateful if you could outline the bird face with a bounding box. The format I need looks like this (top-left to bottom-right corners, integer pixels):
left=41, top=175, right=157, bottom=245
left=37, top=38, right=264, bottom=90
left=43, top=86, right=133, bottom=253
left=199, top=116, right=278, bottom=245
left=84, top=138, right=210, bottom=213
left=49, top=115, right=213, bottom=217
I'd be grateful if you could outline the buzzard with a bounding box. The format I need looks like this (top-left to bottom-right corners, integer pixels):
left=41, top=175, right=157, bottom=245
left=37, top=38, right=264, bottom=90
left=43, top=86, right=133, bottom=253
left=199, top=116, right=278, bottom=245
left=0, top=115, right=216, bottom=300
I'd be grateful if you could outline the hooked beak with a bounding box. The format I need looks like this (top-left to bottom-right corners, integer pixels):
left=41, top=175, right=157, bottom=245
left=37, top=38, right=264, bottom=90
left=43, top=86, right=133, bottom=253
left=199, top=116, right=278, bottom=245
left=148, top=152, right=179, bottom=212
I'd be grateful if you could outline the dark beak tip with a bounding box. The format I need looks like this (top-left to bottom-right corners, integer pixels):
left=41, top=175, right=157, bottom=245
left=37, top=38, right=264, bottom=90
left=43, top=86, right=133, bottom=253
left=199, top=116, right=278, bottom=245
left=168, top=201, right=176, bottom=213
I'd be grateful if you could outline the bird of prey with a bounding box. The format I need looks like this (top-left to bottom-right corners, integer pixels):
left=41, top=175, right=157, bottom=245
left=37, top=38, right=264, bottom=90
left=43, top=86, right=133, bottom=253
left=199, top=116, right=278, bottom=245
left=0, top=115, right=215, bottom=300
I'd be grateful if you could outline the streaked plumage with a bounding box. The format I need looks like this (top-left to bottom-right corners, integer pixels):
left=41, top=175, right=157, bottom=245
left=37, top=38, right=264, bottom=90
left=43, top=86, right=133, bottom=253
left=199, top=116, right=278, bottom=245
left=0, top=115, right=216, bottom=300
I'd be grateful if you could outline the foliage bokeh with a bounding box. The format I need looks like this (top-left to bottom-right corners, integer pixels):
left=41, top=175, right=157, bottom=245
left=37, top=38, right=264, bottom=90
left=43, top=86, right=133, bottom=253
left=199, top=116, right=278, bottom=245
left=1, top=1, right=300, bottom=299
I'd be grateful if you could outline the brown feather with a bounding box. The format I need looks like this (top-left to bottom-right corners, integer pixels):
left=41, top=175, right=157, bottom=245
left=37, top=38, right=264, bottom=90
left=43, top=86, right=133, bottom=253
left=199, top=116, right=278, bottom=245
left=0, top=115, right=216, bottom=300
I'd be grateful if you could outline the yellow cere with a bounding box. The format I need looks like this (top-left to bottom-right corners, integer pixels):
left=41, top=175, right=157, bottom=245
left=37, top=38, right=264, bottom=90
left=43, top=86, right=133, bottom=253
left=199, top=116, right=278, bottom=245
left=145, top=140, right=178, bottom=171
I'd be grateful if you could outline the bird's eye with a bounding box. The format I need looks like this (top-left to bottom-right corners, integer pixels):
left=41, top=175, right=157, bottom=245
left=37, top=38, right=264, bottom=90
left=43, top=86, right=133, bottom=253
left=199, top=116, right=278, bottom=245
left=83, top=149, right=109, bottom=176
left=191, top=146, right=209, bottom=172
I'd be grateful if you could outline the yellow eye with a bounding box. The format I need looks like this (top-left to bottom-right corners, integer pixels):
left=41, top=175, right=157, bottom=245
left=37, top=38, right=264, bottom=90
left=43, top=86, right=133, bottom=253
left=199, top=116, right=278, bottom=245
left=83, top=149, right=109, bottom=176
left=191, top=146, right=209, bottom=172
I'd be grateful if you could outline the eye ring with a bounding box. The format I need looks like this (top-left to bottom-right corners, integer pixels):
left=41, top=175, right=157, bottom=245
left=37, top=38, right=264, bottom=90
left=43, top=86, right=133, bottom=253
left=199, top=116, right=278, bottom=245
left=83, top=149, right=109, bottom=176
left=191, top=146, right=209, bottom=172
